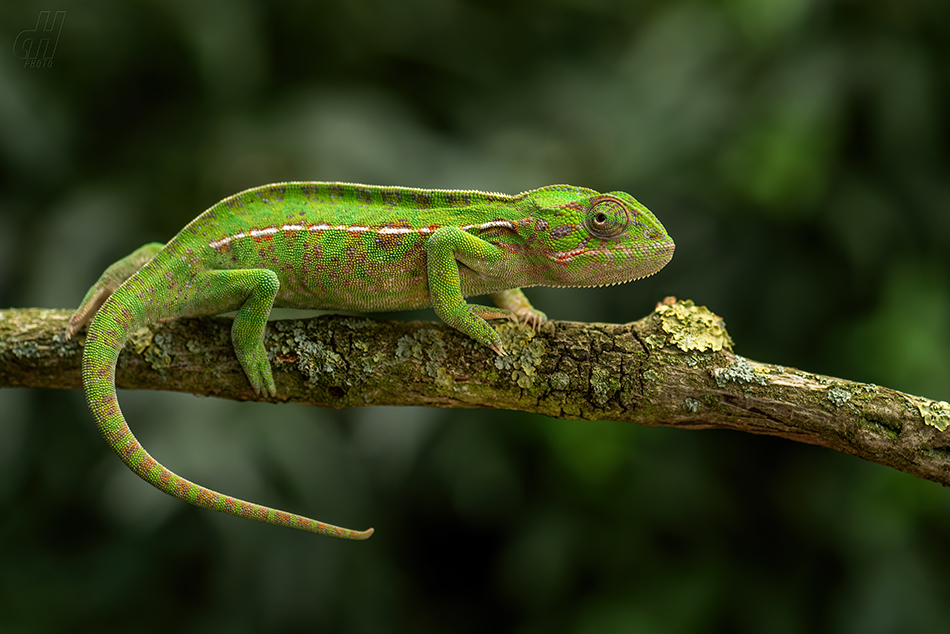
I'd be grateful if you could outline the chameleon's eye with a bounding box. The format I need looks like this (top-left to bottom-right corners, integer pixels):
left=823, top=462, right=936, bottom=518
left=586, top=196, right=629, bottom=239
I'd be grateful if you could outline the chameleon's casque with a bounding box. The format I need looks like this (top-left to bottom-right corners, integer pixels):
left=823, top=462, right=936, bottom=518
left=67, top=181, right=674, bottom=539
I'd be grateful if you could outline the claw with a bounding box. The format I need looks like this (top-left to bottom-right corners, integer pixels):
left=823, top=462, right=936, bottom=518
left=512, top=307, right=547, bottom=331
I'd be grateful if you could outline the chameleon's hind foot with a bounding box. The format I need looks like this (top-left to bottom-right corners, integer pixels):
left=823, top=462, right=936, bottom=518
left=489, top=288, right=547, bottom=332
left=236, top=345, right=277, bottom=397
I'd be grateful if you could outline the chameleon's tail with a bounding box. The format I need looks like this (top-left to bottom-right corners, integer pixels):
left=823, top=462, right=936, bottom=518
left=81, top=288, right=374, bottom=540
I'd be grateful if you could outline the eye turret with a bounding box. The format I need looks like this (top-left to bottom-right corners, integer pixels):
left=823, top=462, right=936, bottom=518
left=586, top=196, right=630, bottom=240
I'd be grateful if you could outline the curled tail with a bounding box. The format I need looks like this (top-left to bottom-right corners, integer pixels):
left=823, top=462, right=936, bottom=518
left=81, top=288, right=373, bottom=540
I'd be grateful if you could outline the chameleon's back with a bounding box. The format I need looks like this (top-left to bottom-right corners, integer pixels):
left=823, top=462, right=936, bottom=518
left=162, top=182, right=583, bottom=312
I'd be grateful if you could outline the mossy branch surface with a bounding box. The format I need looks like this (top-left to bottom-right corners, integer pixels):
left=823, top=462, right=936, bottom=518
left=2, top=300, right=949, bottom=486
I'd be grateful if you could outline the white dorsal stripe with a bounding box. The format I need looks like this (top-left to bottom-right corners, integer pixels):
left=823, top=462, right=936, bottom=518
left=208, top=218, right=521, bottom=251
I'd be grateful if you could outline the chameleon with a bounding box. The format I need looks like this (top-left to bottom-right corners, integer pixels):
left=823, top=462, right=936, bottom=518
left=66, top=181, right=675, bottom=540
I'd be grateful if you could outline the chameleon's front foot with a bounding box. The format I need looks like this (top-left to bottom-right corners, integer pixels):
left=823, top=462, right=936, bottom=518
left=436, top=302, right=514, bottom=356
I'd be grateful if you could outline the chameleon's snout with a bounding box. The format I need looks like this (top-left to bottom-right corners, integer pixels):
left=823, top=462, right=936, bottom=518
left=639, top=237, right=675, bottom=280
left=659, top=237, right=675, bottom=266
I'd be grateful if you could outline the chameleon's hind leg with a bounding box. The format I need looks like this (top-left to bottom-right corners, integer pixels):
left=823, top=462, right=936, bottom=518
left=490, top=288, right=547, bottom=330
left=194, top=268, right=281, bottom=397
left=66, top=242, right=164, bottom=339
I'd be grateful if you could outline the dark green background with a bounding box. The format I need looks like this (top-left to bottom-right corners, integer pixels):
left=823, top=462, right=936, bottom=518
left=2, top=0, right=949, bottom=631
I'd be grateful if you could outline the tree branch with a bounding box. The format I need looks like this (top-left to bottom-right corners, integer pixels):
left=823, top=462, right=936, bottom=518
left=3, top=300, right=949, bottom=485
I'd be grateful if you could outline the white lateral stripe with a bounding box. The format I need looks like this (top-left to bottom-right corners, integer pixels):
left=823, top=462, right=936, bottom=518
left=209, top=219, right=520, bottom=250
left=249, top=226, right=279, bottom=238
left=477, top=220, right=517, bottom=231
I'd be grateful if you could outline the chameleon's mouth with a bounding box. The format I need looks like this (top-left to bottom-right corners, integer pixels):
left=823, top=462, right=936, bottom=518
left=544, top=238, right=674, bottom=289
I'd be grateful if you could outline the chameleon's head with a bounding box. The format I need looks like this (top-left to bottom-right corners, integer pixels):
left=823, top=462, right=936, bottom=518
left=525, top=185, right=675, bottom=287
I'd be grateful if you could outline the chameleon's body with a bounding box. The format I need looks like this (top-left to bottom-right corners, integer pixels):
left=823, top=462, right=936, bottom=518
left=67, top=181, right=674, bottom=540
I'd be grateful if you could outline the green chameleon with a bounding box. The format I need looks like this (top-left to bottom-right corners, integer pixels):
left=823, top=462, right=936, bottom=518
left=66, top=181, right=675, bottom=540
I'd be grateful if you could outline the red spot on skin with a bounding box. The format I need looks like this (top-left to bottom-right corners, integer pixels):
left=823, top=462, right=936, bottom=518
left=375, top=221, right=413, bottom=250
left=197, top=489, right=217, bottom=506
left=104, top=418, right=130, bottom=443
left=250, top=226, right=278, bottom=243
left=139, top=455, right=157, bottom=473
left=119, top=440, right=138, bottom=460
left=283, top=228, right=300, bottom=247
left=101, top=394, right=120, bottom=417
left=558, top=201, right=587, bottom=212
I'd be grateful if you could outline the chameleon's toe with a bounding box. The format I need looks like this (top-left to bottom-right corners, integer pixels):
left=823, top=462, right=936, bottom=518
left=482, top=326, right=508, bottom=357
left=252, top=364, right=277, bottom=397
left=65, top=314, right=92, bottom=340
left=513, top=307, right=547, bottom=331
left=237, top=348, right=277, bottom=396
left=468, top=304, right=516, bottom=322
left=436, top=301, right=513, bottom=356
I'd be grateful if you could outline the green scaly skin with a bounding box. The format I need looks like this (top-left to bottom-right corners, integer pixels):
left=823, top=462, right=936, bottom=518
left=66, top=181, right=675, bottom=539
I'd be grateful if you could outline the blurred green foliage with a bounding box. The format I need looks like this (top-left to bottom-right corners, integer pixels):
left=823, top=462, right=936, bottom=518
left=1, top=0, right=949, bottom=631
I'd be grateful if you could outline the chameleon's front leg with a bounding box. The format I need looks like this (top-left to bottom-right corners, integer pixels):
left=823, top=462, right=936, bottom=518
left=426, top=227, right=515, bottom=355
